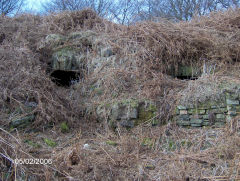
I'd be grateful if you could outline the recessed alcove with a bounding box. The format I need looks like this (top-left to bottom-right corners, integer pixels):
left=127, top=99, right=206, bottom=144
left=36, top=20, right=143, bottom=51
left=50, top=70, right=80, bottom=87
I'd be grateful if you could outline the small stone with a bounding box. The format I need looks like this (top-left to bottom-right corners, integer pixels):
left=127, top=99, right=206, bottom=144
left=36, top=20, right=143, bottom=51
left=190, top=119, right=203, bottom=125
left=101, top=47, right=113, bottom=57
left=198, top=109, right=206, bottom=114
left=226, top=99, right=239, bottom=105
left=180, top=110, right=188, bottom=115
left=178, top=115, right=190, bottom=121
left=212, top=108, right=228, bottom=113
left=216, top=114, right=225, bottom=119
left=188, top=109, right=194, bottom=114
left=202, top=121, right=210, bottom=126
left=176, top=120, right=190, bottom=126
left=177, top=105, right=187, bottom=110
left=203, top=115, right=209, bottom=119
left=83, top=144, right=91, bottom=149
left=227, top=111, right=237, bottom=116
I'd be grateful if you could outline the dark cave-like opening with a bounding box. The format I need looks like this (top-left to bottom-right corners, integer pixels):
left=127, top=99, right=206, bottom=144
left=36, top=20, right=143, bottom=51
left=176, top=76, right=198, bottom=80
left=50, top=70, right=80, bottom=87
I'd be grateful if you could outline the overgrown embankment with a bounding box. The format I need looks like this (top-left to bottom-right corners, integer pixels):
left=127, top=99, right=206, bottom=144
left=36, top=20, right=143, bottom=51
left=0, top=8, right=240, bottom=180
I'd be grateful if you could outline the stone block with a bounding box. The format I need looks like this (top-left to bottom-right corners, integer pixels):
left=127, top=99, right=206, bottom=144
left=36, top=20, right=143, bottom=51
left=214, top=122, right=226, bottom=128
left=190, top=119, right=203, bottom=125
left=216, top=114, right=225, bottom=119
left=227, top=105, right=236, bottom=111
left=202, top=121, right=210, bottom=126
left=199, top=109, right=206, bottom=114
left=176, top=120, right=190, bottom=126
left=180, top=110, right=188, bottom=115
left=188, top=109, right=206, bottom=114
left=226, top=99, right=239, bottom=105
left=227, top=111, right=237, bottom=116
left=178, top=115, right=190, bottom=121
left=203, top=115, right=209, bottom=119
left=177, top=105, right=187, bottom=110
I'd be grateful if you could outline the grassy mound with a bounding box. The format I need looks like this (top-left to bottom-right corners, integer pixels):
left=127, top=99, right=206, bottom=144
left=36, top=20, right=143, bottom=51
left=0, top=8, right=240, bottom=180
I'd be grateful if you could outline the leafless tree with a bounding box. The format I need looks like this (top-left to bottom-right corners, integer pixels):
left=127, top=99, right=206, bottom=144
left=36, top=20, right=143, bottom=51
left=139, top=0, right=240, bottom=21
left=42, top=0, right=113, bottom=18
left=0, top=0, right=25, bottom=15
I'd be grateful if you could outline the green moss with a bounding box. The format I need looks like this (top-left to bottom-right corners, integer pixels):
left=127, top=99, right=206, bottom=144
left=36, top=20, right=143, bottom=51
left=24, top=140, right=42, bottom=148
left=148, top=104, right=157, bottom=112
left=134, top=103, right=157, bottom=126
left=44, top=138, right=57, bottom=147
left=134, top=107, right=156, bottom=126
left=168, top=139, right=176, bottom=151
left=141, top=138, right=154, bottom=148
left=106, top=140, right=118, bottom=146
left=60, top=122, right=69, bottom=133
left=178, top=65, right=193, bottom=76
left=120, top=99, right=138, bottom=108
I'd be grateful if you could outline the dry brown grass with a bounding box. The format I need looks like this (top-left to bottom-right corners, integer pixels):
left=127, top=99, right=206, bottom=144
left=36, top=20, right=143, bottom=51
left=0, top=8, right=240, bottom=180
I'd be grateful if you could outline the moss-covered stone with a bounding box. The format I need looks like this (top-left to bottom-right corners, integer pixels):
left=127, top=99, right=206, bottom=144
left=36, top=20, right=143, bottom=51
left=176, top=120, right=190, bottom=126
left=134, top=104, right=157, bottom=126
left=216, top=114, right=225, bottom=119
left=52, top=48, right=77, bottom=70
left=177, top=65, right=200, bottom=77
left=188, top=109, right=206, bottom=114
left=179, top=110, right=187, bottom=114
left=226, top=99, right=239, bottom=105
left=203, top=114, right=209, bottom=119
left=202, top=121, right=210, bottom=126
left=211, top=107, right=228, bottom=113
left=190, top=118, right=203, bottom=125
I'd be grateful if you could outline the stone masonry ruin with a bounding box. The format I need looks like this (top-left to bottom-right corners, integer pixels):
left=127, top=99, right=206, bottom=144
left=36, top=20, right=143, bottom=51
left=175, top=85, right=240, bottom=127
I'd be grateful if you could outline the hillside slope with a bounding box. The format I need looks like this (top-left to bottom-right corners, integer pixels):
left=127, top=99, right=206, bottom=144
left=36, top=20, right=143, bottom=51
left=0, top=9, right=240, bottom=180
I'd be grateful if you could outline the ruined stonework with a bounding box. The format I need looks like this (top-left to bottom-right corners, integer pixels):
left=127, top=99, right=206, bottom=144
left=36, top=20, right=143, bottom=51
left=175, top=87, right=240, bottom=127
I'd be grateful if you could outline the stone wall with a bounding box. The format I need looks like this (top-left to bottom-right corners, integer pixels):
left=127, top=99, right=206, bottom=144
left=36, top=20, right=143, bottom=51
left=175, top=89, right=240, bottom=127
